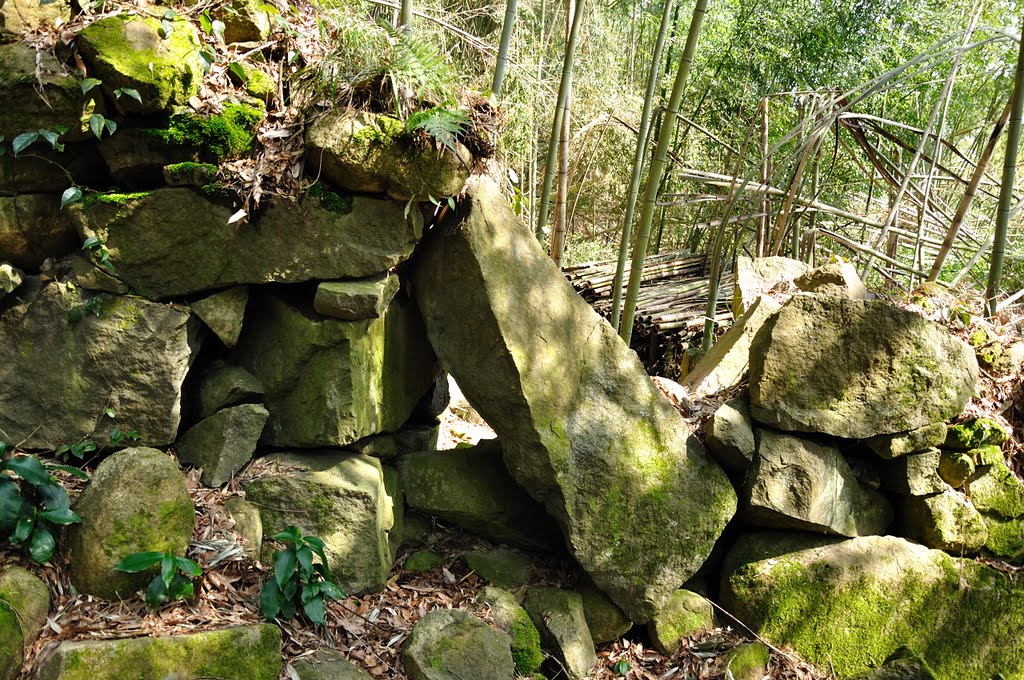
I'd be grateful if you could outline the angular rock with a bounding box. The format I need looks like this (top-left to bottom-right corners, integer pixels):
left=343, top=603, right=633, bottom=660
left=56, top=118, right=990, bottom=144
left=966, top=461, right=1024, bottom=519
left=35, top=624, right=281, bottom=680
left=242, top=452, right=394, bottom=595
left=937, top=449, right=975, bottom=488
left=0, top=194, right=78, bottom=271
left=68, top=188, right=423, bottom=298
left=723, top=642, right=771, bottom=680
left=69, top=448, right=195, bottom=599
left=61, top=252, right=130, bottom=294
left=794, top=260, right=869, bottom=299
left=523, top=587, right=596, bottom=680
left=235, top=292, right=433, bottom=447
left=460, top=548, right=531, bottom=589
left=706, top=392, right=756, bottom=475
left=944, top=417, right=1010, bottom=450
left=411, top=176, right=737, bottom=622
left=904, top=491, right=987, bottom=553
left=732, top=255, right=809, bottom=315
left=722, top=533, right=1024, bottom=677
left=176, top=403, right=269, bottom=486
left=0, top=263, right=22, bottom=297
left=402, top=609, right=514, bottom=680
left=76, top=16, right=202, bottom=115
left=0, top=44, right=87, bottom=141
left=198, top=364, right=265, bottom=418
left=866, top=423, right=947, bottom=460
left=394, top=420, right=441, bottom=454
left=293, top=649, right=373, bottom=680
left=191, top=286, right=249, bottom=348
left=215, top=0, right=270, bottom=43
left=749, top=296, right=978, bottom=439
left=578, top=577, right=631, bottom=644
left=646, top=589, right=715, bottom=655
left=746, top=429, right=893, bottom=536
left=0, top=283, right=199, bottom=449
left=223, top=497, right=262, bottom=560
left=314, top=274, right=400, bottom=321
left=968, top=445, right=1005, bottom=467
left=0, top=566, right=49, bottom=680
left=398, top=441, right=560, bottom=550
left=880, top=449, right=947, bottom=496
left=305, top=112, right=472, bottom=201
left=345, top=434, right=399, bottom=460
left=682, top=296, right=781, bottom=396
left=478, top=586, right=544, bottom=675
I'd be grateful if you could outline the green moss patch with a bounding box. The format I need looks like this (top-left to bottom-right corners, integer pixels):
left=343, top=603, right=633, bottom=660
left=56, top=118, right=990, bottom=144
left=142, top=103, right=264, bottom=161
left=307, top=182, right=354, bottom=214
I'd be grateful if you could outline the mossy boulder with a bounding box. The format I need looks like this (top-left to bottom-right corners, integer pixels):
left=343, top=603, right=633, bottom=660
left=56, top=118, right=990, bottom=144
left=164, top=161, right=219, bottom=187
left=242, top=452, right=395, bottom=595
left=982, top=513, right=1024, bottom=563
left=35, top=624, right=281, bottom=680
left=68, top=188, right=423, bottom=298
left=937, top=449, right=975, bottom=488
left=903, top=491, right=987, bottom=553
left=190, top=286, right=250, bottom=348
left=141, top=104, right=264, bottom=162
left=705, top=392, right=756, bottom=476
left=794, top=260, right=869, bottom=299
left=228, top=61, right=275, bottom=103
left=293, top=649, right=373, bottom=680
left=0, top=194, right=78, bottom=271
left=198, top=364, right=264, bottom=418
left=866, top=423, right=947, bottom=460
left=0, top=43, right=87, bottom=140
left=646, top=589, right=715, bottom=655
left=1, top=0, right=69, bottom=33
left=0, top=282, right=200, bottom=449
left=944, top=417, right=1010, bottom=450
left=69, top=448, right=195, bottom=599
left=214, top=0, right=270, bottom=43
left=0, top=566, right=50, bottom=680
left=721, top=533, right=1024, bottom=678
left=402, top=609, right=515, bottom=680
left=880, top=449, right=947, bottom=497
left=722, top=642, right=771, bottom=680
left=404, top=550, right=444, bottom=572
left=851, top=647, right=938, bottom=680
left=305, top=111, right=472, bottom=201
left=460, top=548, right=531, bottom=589
left=411, top=176, right=737, bottom=623
left=76, top=15, right=202, bottom=115
left=749, top=296, right=978, bottom=439
left=176, top=403, right=269, bottom=487
left=966, top=460, right=1024, bottom=519
left=522, top=587, right=596, bottom=680
left=478, top=586, right=544, bottom=675
left=577, top=576, right=631, bottom=644
left=234, top=292, right=433, bottom=447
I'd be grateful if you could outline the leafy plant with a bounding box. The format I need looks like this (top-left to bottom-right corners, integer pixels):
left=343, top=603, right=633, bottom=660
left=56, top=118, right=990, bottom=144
left=405, top=107, right=470, bottom=161
left=82, top=235, right=113, bottom=271
left=114, top=551, right=202, bottom=609
left=54, top=438, right=97, bottom=461
left=0, top=445, right=87, bottom=564
left=260, top=526, right=344, bottom=625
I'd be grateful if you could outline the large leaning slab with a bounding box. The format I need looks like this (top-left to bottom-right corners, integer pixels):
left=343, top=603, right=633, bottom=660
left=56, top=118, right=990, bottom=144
left=749, top=296, right=978, bottom=439
left=68, top=188, right=423, bottom=298
left=410, top=176, right=736, bottom=622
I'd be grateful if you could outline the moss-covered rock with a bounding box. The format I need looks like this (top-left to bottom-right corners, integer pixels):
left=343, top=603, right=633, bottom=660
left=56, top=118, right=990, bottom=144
left=903, top=491, right=987, bottom=553
left=142, top=103, right=264, bottom=161
left=722, top=642, right=771, bottom=680
left=937, top=449, right=975, bottom=488
left=198, top=364, right=264, bottom=418
left=794, top=260, right=869, bottom=299
left=305, top=111, right=472, bottom=201
left=0, top=566, right=50, bottom=680
left=851, top=647, right=938, bottom=680
left=69, top=448, right=195, bottom=599
left=242, top=451, right=395, bottom=595
left=722, top=533, right=1024, bottom=678
left=982, top=513, right=1024, bottom=563
left=880, top=449, right=947, bottom=497
left=705, top=392, right=756, bottom=476
left=1, top=0, right=69, bottom=33
left=404, top=550, right=444, bottom=572
left=293, top=649, right=373, bottom=680
left=944, top=417, right=1010, bottom=450
left=402, top=609, right=515, bottom=680
left=0, top=194, right=78, bottom=271
left=478, top=586, right=544, bottom=675
left=646, top=589, right=715, bottom=655
left=228, top=61, right=276, bottom=103
left=460, top=549, right=531, bottom=589
left=0, top=141, right=108, bottom=194
left=190, top=286, right=249, bottom=348
left=164, top=162, right=219, bottom=187
left=577, top=577, right=631, bottom=644
left=0, top=43, right=87, bottom=140
left=967, top=461, right=1024, bottom=519
left=522, top=587, right=596, bottom=680
left=314, top=274, right=400, bottom=321
left=35, top=624, right=281, bottom=680
left=76, top=15, right=202, bottom=115
left=176, top=403, right=269, bottom=487
left=222, top=496, right=262, bottom=560
left=866, top=423, right=948, bottom=460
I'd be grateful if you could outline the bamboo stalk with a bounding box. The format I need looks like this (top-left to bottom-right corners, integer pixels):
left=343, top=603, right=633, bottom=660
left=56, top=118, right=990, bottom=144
left=491, top=0, right=517, bottom=98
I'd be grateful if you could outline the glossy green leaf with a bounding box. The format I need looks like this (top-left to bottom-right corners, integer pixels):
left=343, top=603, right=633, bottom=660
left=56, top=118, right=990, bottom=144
left=168, top=573, right=194, bottom=601
left=161, top=554, right=176, bottom=588
left=146, top=576, right=167, bottom=608
left=60, top=186, right=83, bottom=210
left=12, top=507, right=34, bottom=543
left=175, top=557, right=202, bottom=576
left=11, top=131, right=38, bottom=155
left=3, top=456, right=51, bottom=485
left=45, top=463, right=89, bottom=480
left=302, top=594, right=326, bottom=625
left=118, top=87, right=142, bottom=104
left=259, top=577, right=283, bottom=620
left=0, top=480, right=23, bottom=532
left=28, top=525, right=56, bottom=563
left=40, top=507, right=79, bottom=525
left=274, top=549, right=297, bottom=589
left=37, top=482, right=71, bottom=511
left=273, top=526, right=302, bottom=544
left=115, top=551, right=165, bottom=573
left=296, top=545, right=313, bottom=577
left=80, top=78, right=102, bottom=95
left=318, top=581, right=345, bottom=601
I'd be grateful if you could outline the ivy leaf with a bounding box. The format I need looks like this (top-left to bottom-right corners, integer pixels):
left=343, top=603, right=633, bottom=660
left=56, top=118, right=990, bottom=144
left=11, top=131, right=39, bottom=155
left=89, top=114, right=106, bottom=140
left=198, top=11, right=212, bottom=35
left=80, top=77, right=102, bottom=95
left=118, top=87, right=142, bottom=104
left=228, top=62, right=247, bottom=83
left=82, top=236, right=102, bottom=250
left=104, top=118, right=117, bottom=136
left=60, top=186, right=83, bottom=210
left=211, top=19, right=225, bottom=43
left=38, top=129, right=59, bottom=148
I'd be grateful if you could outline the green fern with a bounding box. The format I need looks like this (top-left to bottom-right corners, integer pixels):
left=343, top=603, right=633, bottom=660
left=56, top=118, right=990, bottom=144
left=406, top=107, right=470, bottom=161
left=381, top=23, right=456, bottom=116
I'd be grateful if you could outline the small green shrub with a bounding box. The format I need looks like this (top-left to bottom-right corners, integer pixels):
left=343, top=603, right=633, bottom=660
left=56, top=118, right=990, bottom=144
left=114, top=551, right=202, bottom=609
left=260, top=526, right=345, bottom=625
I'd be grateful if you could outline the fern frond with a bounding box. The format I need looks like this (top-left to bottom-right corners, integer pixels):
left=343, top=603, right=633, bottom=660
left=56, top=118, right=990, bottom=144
left=406, top=107, right=470, bottom=161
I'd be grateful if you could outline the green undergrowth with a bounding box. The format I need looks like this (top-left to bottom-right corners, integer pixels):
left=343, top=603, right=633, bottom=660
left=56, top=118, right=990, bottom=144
left=141, top=103, right=264, bottom=161
left=307, top=182, right=353, bottom=214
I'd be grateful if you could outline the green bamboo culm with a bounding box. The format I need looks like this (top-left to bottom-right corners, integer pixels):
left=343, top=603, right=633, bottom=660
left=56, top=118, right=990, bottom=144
left=399, top=0, right=413, bottom=34
left=492, top=0, right=518, bottom=98
left=985, top=26, right=1024, bottom=317
left=619, top=0, right=710, bottom=343
left=535, top=0, right=587, bottom=241
left=610, top=0, right=676, bottom=332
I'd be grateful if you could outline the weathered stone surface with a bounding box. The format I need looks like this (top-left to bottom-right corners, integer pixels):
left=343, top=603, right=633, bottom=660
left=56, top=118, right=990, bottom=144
left=176, top=403, right=269, bottom=486
left=61, top=252, right=130, bottom=294
left=242, top=452, right=394, bottom=595
left=880, top=449, right=947, bottom=497
left=732, top=255, right=809, bottom=316
left=794, top=260, right=869, bottom=299
left=967, top=461, right=1024, bottom=519
left=223, top=497, right=262, bottom=560
left=706, top=392, right=756, bottom=475
left=397, top=441, right=560, bottom=550
left=0, top=263, right=22, bottom=297
left=198, top=364, right=265, bottom=418
left=723, top=642, right=771, bottom=680
left=382, top=464, right=403, bottom=561
left=214, top=0, right=270, bottom=43
left=478, top=586, right=543, bottom=675
left=460, top=548, right=531, bottom=589
left=749, top=296, right=978, bottom=439
left=646, top=589, right=715, bottom=655
left=904, top=491, right=987, bottom=553
left=866, top=423, right=947, bottom=460
left=0, top=194, right=78, bottom=271
left=0, top=44, right=86, bottom=140
left=411, top=176, right=736, bottom=623
left=0, top=142, right=108, bottom=195
left=722, top=533, right=1024, bottom=678
left=404, top=550, right=443, bottom=572
left=76, top=16, right=202, bottom=115
left=0, top=566, right=49, bottom=680
left=682, top=296, right=781, bottom=396
left=191, top=286, right=249, bottom=348
left=293, top=649, right=373, bottom=680
left=578, top=576, right=631, bottom=644
left=1, top=0, right=68, bottom=32
left=983, top=513, right=1024, bottom=563
left=394, top=421, right=441, bottom=454
left=69, top=448, right=195, bottom=599
left=97, top=132, right=195, bottom=189
left=314, top=274, right=400, bottom=321
left=937, top=449, right=975, bottom=488
left=746, top=429, right=893, bottom=537
left=402, top=609, right=514, bottom=680
left=851, top=647, right=938, bottom=680
left=69, top=188, right=423, bottom=298
left=0, top=283, right=199, bottom=449
left=523, top=587, right=596, bottom=680
left=35, top=624, right=281, bottom=680
left=235, top=292, right=433, bottom=447
left=305, top=112, right=472, bottom=201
